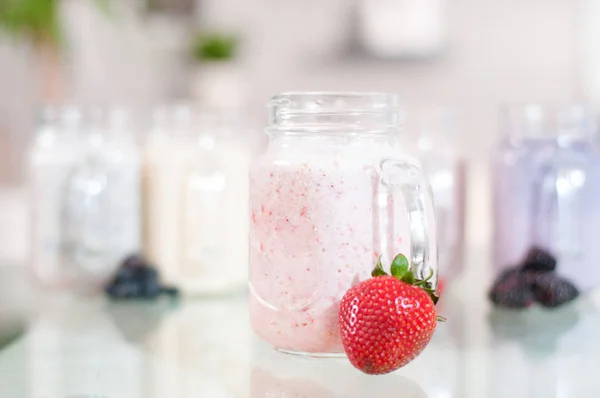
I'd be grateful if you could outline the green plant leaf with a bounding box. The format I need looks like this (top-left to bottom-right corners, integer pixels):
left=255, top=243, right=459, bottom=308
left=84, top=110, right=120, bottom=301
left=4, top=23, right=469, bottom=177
left=390, top=253, right=409, bottom=279
left=371, top=255, right=387, bottom=277
left=192, top=32, right=238, bottom=62
left=0, top=0, right=111, bottom=45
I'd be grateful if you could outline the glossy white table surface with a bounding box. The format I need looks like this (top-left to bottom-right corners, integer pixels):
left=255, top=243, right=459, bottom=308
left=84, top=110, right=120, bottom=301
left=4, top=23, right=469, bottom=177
left=1, top=248, right=600, bottom=398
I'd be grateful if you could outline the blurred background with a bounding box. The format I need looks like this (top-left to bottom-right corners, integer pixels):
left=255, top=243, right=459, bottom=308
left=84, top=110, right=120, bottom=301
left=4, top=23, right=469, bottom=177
left=0, top=1, right=596, bottom=299
left=0, top=1, right=600, bottom=396
left=1, top=0, right=594, bottom=162
left=0, top=0, right=596, bottom=259
left=0, top=0, right=597, bottom=319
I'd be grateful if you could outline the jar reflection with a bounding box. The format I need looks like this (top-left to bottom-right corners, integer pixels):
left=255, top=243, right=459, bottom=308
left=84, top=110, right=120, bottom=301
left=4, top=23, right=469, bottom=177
left=251, top=349, right=428, bottom=398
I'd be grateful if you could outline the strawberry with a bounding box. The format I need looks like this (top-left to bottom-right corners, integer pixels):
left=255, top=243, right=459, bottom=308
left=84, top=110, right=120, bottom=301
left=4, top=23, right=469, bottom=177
left=338, top=254, right=444, bottom=375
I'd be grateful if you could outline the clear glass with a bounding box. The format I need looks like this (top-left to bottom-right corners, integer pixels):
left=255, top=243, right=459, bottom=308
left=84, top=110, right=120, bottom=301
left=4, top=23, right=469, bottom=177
left=29, top=106, right=82, bottom=289
left=493, top=104, right=600, bottom=291
left=29, top=107, right=141, bottom=292
left=249, top=92, right=438, bottom=355
left=142, top=105, right=250, bottom=295
left=403, top=106, right=466, bottom=286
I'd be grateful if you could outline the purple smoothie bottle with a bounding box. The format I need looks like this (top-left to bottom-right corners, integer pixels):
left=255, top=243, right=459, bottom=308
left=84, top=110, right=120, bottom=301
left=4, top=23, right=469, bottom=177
left=493, top=105, right=600, bottom=292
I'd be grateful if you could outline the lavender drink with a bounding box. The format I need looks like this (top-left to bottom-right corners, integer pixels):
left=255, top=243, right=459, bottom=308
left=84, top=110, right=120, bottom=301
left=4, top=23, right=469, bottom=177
left=493, top=105, right=600, bottom=292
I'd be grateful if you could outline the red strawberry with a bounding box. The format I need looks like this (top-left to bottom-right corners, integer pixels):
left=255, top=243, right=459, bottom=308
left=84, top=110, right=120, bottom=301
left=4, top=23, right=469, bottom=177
left=338, top=254, right=443, bottom=375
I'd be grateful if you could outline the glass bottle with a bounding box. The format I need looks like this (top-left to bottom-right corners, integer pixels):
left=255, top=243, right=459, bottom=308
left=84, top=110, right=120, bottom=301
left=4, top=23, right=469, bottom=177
left=61, top=107, right=141, bottom=291
left=404, top=107, right=466, bottom=285
left=493, top=104, right=600, bottom=291
left=249, top=92, right=438, bottom=355
left=142, top=106, right=250, bottom=295
left=29, top=106, right=84, bottom=289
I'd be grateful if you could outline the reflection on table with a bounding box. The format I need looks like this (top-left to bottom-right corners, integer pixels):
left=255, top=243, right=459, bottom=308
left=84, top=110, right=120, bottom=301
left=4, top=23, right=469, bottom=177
left=1, top=253, right=600, bottom=397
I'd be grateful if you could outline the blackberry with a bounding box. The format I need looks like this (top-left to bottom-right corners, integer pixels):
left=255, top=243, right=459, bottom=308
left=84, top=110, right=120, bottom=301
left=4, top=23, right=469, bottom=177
left=521, top=247, right=557, bottom=273
left=106, top=282, right=142, bottom=299
left=488, top=267, right=535, bottom=309
left=105, top=254, right=179, bottom=300
left=531, top=273, right=579, bottom=308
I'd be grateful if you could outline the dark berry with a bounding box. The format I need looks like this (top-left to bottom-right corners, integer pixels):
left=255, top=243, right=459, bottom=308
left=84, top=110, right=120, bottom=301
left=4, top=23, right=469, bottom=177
left=106, top=254, right=180, bottom=301
left=106, top=282, right=142, bottom=299
left=114, top=254, right=152, bottom=283
left=138, top=266, right=158, bottom=281
left=489, top=267, right=535, bottom=309
left=521, top=247, right=557, bottom=272
left=114, top=264, right=137, bottom=283
left=531, top=273, right=579, bottom=308
left=141, top=273, right=161, bottom=299
left=122, top=254, right=147, bottom=269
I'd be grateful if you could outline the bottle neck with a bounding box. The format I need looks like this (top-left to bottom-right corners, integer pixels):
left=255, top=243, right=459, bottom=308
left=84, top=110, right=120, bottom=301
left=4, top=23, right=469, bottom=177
left=267, top=92, right=401, bottom=136
left=502, top=104, right=596, bottom=145
left=150, top=105, right=240, bottom=144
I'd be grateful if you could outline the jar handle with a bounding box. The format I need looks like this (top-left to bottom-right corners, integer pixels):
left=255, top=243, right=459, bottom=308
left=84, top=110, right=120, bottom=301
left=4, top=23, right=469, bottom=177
left=378, top=158, right=438, bottom=287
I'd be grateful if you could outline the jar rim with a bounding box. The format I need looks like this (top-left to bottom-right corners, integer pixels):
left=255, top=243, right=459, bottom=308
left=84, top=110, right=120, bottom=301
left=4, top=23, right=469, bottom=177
left=268, top=91, right=400, bottom=110
left=267, top=91, right=401, bottom=133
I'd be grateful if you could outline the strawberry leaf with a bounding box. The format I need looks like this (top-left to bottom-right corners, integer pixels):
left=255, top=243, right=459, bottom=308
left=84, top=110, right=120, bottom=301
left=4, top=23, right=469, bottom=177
left=371, top=256, right=388, bottom=277
left=401, top=272, right=415, bottom=284
left=390, top=253, right=409, bottom=279
left=370, top=253, right=443, bottom=309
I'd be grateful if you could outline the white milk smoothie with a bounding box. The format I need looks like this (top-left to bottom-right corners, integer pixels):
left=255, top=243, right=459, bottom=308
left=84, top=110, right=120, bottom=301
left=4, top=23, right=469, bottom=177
left=143, top=107, right=250, bottom=294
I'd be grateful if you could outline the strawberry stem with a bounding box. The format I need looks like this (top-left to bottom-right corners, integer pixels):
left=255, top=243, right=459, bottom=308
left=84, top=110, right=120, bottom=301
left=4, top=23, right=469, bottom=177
left=416, top=268, right=435, bottom=286
left=370, top=253, right=442, bottom=307
left=437, top=315, right=447, bottom=323
left=371, top=255, right=387, bottom=277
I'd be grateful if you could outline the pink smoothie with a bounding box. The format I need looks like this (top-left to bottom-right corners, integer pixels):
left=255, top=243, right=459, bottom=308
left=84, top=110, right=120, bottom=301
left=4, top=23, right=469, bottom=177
left=249, top=142, right=412, bottom=354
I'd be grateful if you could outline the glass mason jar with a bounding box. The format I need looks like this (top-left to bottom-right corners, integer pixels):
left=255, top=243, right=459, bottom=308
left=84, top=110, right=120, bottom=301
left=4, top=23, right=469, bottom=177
left=61, top=108, right=141, bottom=291
left=493, top=104, right=600, bottom=292
left=29, top=106, right=83, bottom=289
left=143, top=105, right=250, bottom=295
left=404, top=107, right=466, bottom=286
left=249, top=92, right=438, bottom=355
left=29, top=107, right=141, bottom=292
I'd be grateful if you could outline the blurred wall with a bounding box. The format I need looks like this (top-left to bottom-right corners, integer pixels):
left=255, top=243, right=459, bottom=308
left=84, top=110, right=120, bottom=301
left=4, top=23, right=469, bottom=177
left=0, top=0, right=587, bottom=258
left=227, top=0, right=580, bottom=155
left=0, top=0, right=582, bottom=160
left=198, top=0, right=581, bottom=248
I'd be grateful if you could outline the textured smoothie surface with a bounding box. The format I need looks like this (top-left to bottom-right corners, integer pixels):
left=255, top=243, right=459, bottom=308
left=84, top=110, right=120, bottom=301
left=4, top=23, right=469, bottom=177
left=249, top=144, right=410, bottom=353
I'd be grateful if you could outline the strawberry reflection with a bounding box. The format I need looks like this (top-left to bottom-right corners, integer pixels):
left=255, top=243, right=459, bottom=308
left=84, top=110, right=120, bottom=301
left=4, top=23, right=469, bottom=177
left=251, top=349, right=427, bottom=398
